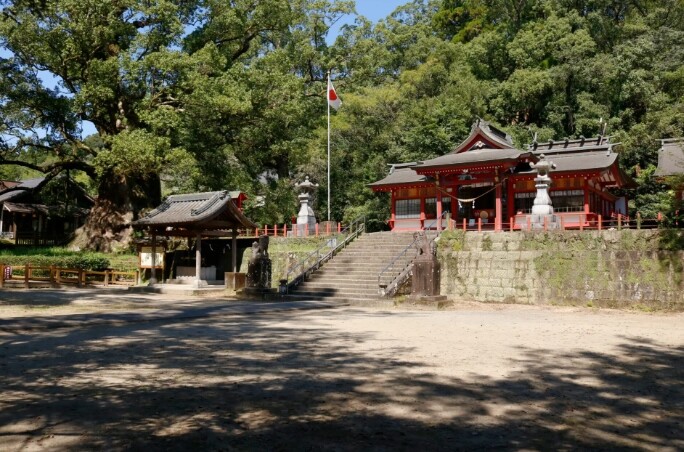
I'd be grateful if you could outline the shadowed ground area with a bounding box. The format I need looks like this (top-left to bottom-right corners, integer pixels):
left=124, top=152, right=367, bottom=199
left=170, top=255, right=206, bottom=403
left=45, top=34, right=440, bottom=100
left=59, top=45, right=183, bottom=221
left=0, top=305, right=682, bottom=451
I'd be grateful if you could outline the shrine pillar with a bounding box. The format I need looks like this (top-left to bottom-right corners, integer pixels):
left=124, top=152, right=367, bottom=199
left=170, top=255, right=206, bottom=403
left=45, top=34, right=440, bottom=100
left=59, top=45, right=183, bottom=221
left=495, top=183, right=503, bottom=231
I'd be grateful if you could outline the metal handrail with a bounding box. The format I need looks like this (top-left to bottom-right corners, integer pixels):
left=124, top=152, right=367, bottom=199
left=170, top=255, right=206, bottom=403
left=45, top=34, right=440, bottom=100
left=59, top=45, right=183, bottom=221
left=424, top=210, right=449, bottom=230
left=284, top=215, right=366, bottom=292
left=377, top=227, right=442, bottom=298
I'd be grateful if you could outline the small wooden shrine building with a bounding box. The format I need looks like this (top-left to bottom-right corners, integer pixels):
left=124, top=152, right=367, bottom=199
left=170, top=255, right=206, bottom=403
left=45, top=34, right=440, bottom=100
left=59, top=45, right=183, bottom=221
left=370, top=119, right=634, bottom=231
left=133, top=190, right=257, bottom=286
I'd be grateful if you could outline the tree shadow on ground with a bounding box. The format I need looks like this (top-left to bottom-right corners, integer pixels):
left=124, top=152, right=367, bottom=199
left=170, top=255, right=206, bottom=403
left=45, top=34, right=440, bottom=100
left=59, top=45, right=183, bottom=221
left=0, top=311, right=681, bottom=451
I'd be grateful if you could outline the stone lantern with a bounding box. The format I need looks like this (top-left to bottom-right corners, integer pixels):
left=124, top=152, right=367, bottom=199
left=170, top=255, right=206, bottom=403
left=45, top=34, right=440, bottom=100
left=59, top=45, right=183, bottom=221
left=530, top=154, right=559, bottom=229
left=296, top=176, right=318, bottom=235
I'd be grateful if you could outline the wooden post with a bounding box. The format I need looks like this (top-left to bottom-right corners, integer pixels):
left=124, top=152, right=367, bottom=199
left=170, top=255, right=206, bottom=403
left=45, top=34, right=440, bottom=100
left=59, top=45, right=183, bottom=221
left=305, top=223, right=309, bottom=237
left=150, top=230, right=158, bottom=285
left=24, top=264, right=29, bottom=289
left=509, top=217, right=514, bottom=232
left=477, top=217, right=482, bottom=232
left=77, top=269, right=83, bottom=288
left=598, top=214, right=602, bottom=231
left=0, top=264, right=4, bottom=288
left=135, top=270, right=140, bottom=285
left=338, top=222, right=341, bottom=233
left=315, top=223, right=319, bottom=236
left=274, top=224, right=278, bottom=236
left=49, top=265, right=55, bottom=286
left=56, top=268, right=62, bottom=285
left=617, top=214, right=622, bottom=230
left=527, top=216, right=531, bottom=231
left=231, top=229, right=238, bottom=284
left=637, top=212, right=641, bottom=230
left=104, top=270, right=110, bottom=287
left=543, top=216, right=548, bottom=231
left=462, top=218, right=466, bottom=231
left=559, top=215, right=565, bottom=231
left=494, top=183, right=502, bottom=232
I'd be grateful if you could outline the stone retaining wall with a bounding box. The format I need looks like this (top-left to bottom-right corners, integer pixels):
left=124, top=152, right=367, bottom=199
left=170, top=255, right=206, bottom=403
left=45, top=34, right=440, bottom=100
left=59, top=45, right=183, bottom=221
left=438, top=230, right=684, bottom=310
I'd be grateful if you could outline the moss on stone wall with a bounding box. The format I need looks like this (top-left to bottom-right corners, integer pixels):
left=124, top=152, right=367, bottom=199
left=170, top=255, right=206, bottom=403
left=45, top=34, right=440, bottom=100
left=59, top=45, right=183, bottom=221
left=438, top=229, right=684, bottom=311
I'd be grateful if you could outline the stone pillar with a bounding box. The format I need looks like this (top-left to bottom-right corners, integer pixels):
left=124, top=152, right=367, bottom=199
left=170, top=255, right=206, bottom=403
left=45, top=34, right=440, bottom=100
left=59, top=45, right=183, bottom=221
left=410, top=232, right=446, bottom=303
left=246, top=235, right=272, bottom=290
left=195, top=232, right=202, bottom=288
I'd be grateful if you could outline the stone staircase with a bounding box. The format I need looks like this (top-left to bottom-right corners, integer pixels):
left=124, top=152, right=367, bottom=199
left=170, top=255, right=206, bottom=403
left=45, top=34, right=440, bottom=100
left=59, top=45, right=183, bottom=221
left=284, top=231, right=420, bottom=304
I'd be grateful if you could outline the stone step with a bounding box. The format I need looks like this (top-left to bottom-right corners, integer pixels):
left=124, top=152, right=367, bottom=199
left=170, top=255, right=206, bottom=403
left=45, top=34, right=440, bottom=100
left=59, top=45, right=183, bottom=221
left=297, top=281, right=381, bottom=291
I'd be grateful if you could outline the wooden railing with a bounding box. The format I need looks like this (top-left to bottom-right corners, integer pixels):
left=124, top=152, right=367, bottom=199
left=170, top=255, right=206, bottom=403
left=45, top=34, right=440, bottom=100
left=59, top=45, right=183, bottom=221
left=0, top=264, right=138, bottom=289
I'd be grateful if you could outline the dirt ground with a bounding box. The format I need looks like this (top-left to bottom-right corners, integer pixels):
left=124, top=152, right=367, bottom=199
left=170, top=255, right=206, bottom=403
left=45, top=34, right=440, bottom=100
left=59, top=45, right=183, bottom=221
left=0, top=292, right=682, bottom=451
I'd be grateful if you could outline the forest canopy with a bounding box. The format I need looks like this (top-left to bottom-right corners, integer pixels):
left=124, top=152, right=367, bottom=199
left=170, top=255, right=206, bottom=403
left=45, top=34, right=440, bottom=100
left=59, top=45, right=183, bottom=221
left=1, top=0, right=682, bottom=248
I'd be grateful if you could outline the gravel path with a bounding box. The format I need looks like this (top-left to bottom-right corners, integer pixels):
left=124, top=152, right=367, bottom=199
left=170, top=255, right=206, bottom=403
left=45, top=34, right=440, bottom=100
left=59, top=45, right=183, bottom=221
left=0, top=300, right=682, bottom=451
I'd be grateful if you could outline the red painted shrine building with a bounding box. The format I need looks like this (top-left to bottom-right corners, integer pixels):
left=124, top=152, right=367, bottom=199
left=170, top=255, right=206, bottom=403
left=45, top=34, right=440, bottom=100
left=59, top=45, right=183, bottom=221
left=370, top=119, right=634, bottom=231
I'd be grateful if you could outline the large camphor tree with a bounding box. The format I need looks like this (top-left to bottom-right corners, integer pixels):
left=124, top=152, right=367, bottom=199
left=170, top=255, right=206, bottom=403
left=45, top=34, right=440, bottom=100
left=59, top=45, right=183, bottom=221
left=0, top=0, right=352, bottom=250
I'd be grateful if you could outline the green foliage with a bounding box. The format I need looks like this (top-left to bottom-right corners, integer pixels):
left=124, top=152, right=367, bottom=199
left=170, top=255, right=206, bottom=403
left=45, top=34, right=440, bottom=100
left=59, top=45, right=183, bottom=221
left=1, top=0, right=683, bottom=238
left=0, top=247, right=137, bottom=271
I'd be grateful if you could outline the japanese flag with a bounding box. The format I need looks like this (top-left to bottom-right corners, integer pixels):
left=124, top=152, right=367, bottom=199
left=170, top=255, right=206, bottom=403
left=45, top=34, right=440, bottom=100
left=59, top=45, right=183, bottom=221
left=328, top=79, right=341, bottom=110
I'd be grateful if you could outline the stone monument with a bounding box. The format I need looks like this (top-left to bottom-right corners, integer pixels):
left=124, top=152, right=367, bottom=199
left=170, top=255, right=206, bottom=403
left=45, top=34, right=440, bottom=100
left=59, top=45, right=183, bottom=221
left=410, top=232, right=447, bottom=303
left=530, top=154, right=560, bottom=230
left=295, top=176, right=318, bottom=236
left=246, top=235, right=272, bottom=290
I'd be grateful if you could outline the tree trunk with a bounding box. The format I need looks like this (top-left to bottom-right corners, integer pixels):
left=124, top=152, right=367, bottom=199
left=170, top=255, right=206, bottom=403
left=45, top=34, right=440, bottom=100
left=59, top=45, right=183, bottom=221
left=71, top=172, right=161, bottom=252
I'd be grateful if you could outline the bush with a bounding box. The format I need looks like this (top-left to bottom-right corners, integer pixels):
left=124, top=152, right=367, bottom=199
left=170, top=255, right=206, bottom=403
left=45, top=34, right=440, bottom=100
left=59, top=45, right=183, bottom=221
left=0, top=254, right=111, bottom=270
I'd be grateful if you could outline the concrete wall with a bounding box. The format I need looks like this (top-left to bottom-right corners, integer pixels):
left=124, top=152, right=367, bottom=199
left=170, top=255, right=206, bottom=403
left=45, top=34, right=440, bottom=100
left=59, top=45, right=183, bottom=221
left=438, top=230, right=684, bottom=310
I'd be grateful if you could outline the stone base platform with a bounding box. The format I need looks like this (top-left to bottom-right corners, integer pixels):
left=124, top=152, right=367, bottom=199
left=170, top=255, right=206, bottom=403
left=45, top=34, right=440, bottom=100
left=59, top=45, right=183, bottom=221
left=128, top=284, right=228, bottom=296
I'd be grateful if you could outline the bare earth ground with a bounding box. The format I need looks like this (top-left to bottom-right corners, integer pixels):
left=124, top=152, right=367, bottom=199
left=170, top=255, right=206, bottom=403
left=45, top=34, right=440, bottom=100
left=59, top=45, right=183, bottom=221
left=0, top=290, right=682, bottom=451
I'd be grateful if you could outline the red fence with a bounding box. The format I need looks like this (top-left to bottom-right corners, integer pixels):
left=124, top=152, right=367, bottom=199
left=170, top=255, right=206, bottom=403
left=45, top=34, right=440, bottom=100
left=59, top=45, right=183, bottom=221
left=445, top=211, right=678, bottom=232
left=242, top=222, right=343, bottom=238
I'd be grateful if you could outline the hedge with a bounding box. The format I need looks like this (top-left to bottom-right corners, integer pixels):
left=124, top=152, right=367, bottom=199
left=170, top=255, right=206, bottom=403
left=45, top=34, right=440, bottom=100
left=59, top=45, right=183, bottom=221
left=0, top=255, right=111, bottom=271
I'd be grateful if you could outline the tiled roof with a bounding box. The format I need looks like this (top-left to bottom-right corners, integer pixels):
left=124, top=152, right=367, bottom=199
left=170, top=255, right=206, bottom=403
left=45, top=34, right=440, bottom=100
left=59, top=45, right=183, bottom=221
left=655, top=139, right=684, bottom=177
left=133, top=190, right=256, bottom=230
left=368, top=164, right=427, bottom=188
left=415, top=148, right=525, bottom=170
left=0, top=177, right=45, bottom=203
left=519, top=151, right=618, bottom=173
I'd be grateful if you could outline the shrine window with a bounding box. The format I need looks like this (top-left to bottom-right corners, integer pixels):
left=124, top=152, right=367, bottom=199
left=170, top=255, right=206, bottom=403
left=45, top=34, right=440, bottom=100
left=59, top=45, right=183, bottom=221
left=425, top=198, right=437, bottom=218
left=551, top=190, right=584, bottom=212
left=396, top=199, right=421, bottom=218
left=514, top=192, right=535, bottom=214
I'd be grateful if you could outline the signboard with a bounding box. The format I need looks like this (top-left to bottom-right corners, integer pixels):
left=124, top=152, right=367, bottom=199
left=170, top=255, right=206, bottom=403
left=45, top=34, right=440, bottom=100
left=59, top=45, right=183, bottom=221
left=139, top=247, right=164, bottom=269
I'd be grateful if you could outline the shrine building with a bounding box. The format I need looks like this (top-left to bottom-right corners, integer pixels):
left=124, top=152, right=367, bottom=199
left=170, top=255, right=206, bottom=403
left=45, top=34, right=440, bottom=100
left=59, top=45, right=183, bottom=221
left=370, top=119, right=634, bottom=232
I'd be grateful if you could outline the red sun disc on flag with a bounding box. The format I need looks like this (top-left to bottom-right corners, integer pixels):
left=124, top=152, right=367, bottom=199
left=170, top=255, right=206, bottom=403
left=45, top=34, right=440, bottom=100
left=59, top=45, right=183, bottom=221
left=329, top=89, right=338, bottom=101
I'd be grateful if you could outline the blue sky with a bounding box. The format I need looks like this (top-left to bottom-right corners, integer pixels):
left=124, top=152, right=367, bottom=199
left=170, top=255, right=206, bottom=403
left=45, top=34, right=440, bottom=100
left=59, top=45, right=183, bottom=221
left=329, top=0, right=409, bottom=40
left=354, top=0, right=409, bottom=21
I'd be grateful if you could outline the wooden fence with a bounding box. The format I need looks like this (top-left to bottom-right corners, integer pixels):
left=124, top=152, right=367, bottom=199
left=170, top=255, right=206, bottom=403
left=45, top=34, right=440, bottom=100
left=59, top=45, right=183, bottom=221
left=0, top=264, right=138, bottom=289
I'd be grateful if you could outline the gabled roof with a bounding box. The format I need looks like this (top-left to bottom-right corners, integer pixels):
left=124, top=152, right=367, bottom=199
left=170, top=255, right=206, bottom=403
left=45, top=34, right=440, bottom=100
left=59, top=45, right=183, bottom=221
left=655, top=138, right=684, bottom=177
left=452, top=118, right=515, bottom=154
left=133, top=190, right=257, bottom=231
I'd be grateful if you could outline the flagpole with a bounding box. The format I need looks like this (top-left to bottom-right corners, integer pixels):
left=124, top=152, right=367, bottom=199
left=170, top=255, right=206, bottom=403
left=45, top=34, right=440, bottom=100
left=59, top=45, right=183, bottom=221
left=327, top=70, right=331, bottom=222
